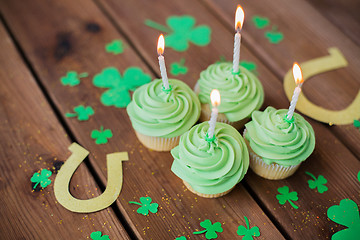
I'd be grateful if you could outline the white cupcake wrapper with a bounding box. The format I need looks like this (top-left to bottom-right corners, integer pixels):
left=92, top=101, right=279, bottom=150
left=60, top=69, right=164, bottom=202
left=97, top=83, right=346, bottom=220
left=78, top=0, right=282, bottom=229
left=135, top=131, right=180, bottom=152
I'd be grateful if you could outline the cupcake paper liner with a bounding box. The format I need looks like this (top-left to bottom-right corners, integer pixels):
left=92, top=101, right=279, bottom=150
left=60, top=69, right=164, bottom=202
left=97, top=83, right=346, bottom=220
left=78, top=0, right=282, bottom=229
left=183, top=180, right=234, bottom=198
left=135, top=131, right=180, bottom=152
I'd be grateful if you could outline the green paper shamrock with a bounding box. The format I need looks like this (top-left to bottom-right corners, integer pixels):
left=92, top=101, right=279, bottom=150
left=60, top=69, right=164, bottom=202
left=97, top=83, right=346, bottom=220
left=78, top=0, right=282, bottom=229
left=105, top=40, right=124, bottom=55
left=354, top=119, right=360, bottom=130
left=252, top=15, right=270, bottom=29
left=91, top=126, right=113, bottom=144
left=265, top=26, right=284, bottom=44
left=276, top=186, right=299, bottom=209
left=93, top=67, right=151, bottom=108
left=145, top=15, right=211, bottom=52
left=90, top=231, right=110, bottom=240
left=65, top=105, right=94, bottom=121
left=170, top=58, right=188, bottom=75
left=305, top=172, right=328, bottom=193
left=60, top=71, right=88, bottom=86
left=327, top=199, right=360, bottom=240
left=240, top=61, right=258, bottom=76
left=175, top=237, right=186, bottom=240
left=237, top=216, right=260, bottom=240
left=358, top=171, right=360, bottom=182
left=129, top=197, right=159, bottom=216
left=31, top=169, right=52, bottom=189
left=193, top=219, right=223, bottom=239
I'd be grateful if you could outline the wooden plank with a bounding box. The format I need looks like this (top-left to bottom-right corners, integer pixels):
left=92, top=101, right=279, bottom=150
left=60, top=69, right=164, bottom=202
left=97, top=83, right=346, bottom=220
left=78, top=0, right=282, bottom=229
left=202, top=0, right=360, bottom=159
left=0, top=22, right=130, bottom=239
left=305, top=0, right=360, bottom=46
left=91, top=0, right=360, bottom=239
left=0, top=0, right=285, bottom=239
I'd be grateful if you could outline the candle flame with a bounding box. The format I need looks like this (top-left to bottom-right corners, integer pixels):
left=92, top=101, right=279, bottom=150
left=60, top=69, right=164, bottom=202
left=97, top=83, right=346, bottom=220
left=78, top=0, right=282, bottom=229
left=292, top=62, right=303, bottom=85
left=235, top=5, right=245, bottom=31
left=157, top=34, right=165, bottom=55
left=210, top=89, right=221, bottom=107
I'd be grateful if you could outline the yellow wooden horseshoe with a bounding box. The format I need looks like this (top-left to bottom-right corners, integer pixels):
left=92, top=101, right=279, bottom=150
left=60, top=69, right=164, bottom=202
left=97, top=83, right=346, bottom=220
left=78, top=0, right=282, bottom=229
left=284, top=47, right=360, bottom=125
left=54, top=143, right=128, bottom=213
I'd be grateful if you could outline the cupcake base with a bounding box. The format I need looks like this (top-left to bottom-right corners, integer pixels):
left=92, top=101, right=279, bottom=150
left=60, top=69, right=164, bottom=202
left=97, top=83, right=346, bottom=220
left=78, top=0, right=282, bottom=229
left=135, top=131, right=180, bottom=152
left=243, top=130, right=301, bottom=180
left=183, top=180, right=234, bottom=198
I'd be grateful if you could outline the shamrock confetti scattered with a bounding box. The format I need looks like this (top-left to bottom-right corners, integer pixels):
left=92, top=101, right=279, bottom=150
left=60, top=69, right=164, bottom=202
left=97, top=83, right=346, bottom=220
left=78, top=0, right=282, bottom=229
left=129, top=197, right=159, bottom=216
left=265, top=26, right=284, bottom=44
left=237, top=216, right=260, bottom=240
left=354, top=119, right=360, bottom=130
left=327, top=199, right=360, bottom=240
left=305, top=172, right=328, bottom=193
left=31, top=169, right=52, bottom=189
left=93, top=67, right=151, bottom=108
left=90, top=231, right=110, bottom=240
left=276, top=186, right=299, bottom=209
left=193, top=219, right=223, bottom=239
left=60, top=71, right=88, bottom=86
left=175, top=237, right=186, bottom=240
left=215, top=56, right=258, bottom=75
left=145, top=15, right=211, bottom=52
left=91, top=126, right=113, bottom=144
left=170, top=58, right=188, bottom=75
left=65, top=105, right=94, bottom=121
left=105, top=39, right=124, bottom=55
left=252, top=15, right=270, bottom=29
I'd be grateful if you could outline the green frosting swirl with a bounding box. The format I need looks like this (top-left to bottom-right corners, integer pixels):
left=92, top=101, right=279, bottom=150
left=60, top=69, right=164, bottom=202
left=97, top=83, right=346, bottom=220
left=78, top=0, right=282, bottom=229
left=197, top=62, right=264, bottom=122
left=171, top=122, right=249, bottom=195
left=245, top=107, right=315, bottom=166
left=127, top=79, right=200, bottom=138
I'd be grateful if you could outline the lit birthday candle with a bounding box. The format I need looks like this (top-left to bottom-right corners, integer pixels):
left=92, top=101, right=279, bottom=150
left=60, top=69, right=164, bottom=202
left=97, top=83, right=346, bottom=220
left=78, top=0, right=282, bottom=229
left=157, top=34, right=170, bottom=90
left=232, top=5, right=245, bottom=74
left=207, top=89, right=221, bottom=139
left=286, top=62, right=304, bottom=120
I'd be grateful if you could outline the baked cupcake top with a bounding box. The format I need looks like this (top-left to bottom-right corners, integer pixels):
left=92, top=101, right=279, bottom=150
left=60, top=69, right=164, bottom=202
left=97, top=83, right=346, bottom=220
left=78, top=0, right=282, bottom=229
left=127, top=79, right=200, bottom=138
left=244, top=106, right=315, bottom=166
left=171, top=122, right=249, bottom=195
left=197, top=62, right=264, bottom=122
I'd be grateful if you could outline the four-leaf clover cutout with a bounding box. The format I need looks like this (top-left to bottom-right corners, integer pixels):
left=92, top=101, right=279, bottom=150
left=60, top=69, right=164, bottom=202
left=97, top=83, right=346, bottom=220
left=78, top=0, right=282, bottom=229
left=252, top=15, right=270, bottom=29
left=93, top=67, right=151, bottom=108
left=170, top=58, right=188, bottom=75
left=129, top=197, right=159, bottom=216
left=31, top=169, right=52, bottom=189
left=105, top=40, right=124, bottom=55
left=193, top=219, right=223, bottom=239
left=305, top=172, right=328, bottom=193
left=65, top=105, right=94, bottom=121
left=237, top=216, right=260, bottom=240
left=145, top=15, right=211, bottom=52
left=90, top=231, right=110, bottom=240
left=327, top=199, right=360, bottom=240
left=60, top=71, right=88, bottom=86
left=276, top=186, right=299, bottom=209
left=91, top=126, right=113, bottom=144
left=265, top=26, right=284, bottom=44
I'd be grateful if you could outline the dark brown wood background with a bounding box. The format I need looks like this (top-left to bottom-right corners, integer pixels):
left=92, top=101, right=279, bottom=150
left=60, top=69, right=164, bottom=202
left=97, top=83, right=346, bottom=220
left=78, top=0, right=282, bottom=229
left=0, top=0, right=359, bottom=239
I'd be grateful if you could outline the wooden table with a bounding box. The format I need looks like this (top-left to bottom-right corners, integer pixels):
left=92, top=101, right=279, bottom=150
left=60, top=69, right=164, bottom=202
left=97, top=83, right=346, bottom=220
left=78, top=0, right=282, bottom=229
left=0, top=0, right=359, bottom=239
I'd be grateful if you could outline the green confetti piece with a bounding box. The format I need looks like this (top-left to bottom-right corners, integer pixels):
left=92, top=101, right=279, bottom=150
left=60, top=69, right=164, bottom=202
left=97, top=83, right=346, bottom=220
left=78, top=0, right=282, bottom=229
left=193, top=219, right=223, bottom=239
left=105, top=40, right=124, bottom=55
left=327, top=199, right=360, bottom=240
left=91, top=126, right=113, bottom=144
left=252, top=15, right=270, bottom=29
left=354, top=119, right=360, bottom=129
left=305, top=172, right=328, bottom=193
left=31, top=169, right=52, bottom=189
left=65, top=105, right=94, bottom=121
left=357, top=171, right=360, bottom=182
left=145, top=15, right=211, bottom=52
left=60, top=71, right=88, bottom=86
left=93, top=67, right=151, bottom=108
left=129, top=197, right=159, bottom=216
left=175, top=237, right=186, bottom=240
left=276, top=186, right=299, bottom=209
left=265, top=26, right=284, bottom=44
left=170, top=58, right=188, bottom=75
left=237, top=216, right=261, bottom=240
left=90, top=231, right=110, bottom=240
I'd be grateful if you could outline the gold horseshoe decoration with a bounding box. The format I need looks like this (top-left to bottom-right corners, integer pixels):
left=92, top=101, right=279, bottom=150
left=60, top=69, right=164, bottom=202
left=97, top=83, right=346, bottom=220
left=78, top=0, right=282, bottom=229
left=54, top=143, right=128, bottom=213
left=284, top=47, right=360, bottom=125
